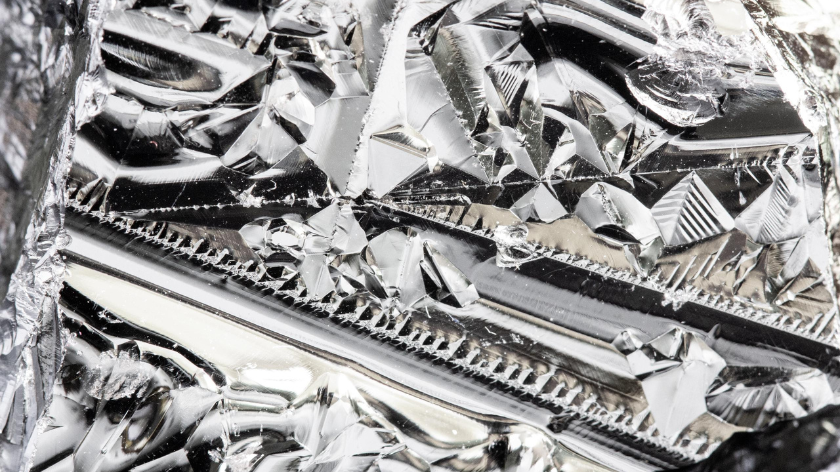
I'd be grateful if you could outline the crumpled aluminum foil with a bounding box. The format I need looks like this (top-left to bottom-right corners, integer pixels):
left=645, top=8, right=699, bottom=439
left=0, top=0, right=112, bottom=468
left=2, top=0, right=840, bottom=471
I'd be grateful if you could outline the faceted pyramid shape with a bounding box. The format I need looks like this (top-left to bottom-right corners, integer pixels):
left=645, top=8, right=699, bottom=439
left=367, top=125, right=432, bottom=197
left=651, top=172, right=735, bottom=246
left=735, top=167, right=815, bottom=245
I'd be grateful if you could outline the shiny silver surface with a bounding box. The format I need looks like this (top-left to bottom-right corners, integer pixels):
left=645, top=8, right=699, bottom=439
left=2, top=0, right=840, bottom=470
left=47, top=254, right=609, bottom=472
left=55, top=215, right=657, bottom=472
left=67, top=0, right=838, bottom=344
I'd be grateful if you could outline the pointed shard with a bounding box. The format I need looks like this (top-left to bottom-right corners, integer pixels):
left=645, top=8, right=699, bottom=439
left=652, top=172, right=735, bottom=246
left=368, top=125, right=432, bottom=197
left=299, top=255, right=335, bottom=300
left=268, top=71, right=316, bottom=136
left=485, top=61, right=532, bottom=124
left=500, top=127, right=540, bottom=179
left=423, top=242, right=479, bottom=307
left=476, top=144, right=517, bottom=183
left=181, top=106, right=262, bottom=157
left=623, top=329, right=726, bottom=438
left=774, top=258, right=834, bottom=313
left=544, top=108, right=613, bottom=176
left=586, top=105, right=634, bottom=174
left=372, top=125, right=433, bottom=156
left=626, top=350, right=681, bottom=377
left=510, top=184, right=567, bottom=223
left=509, top=187, right=538, bottom=222
left=575, top=183, right=661, bottom=245
left=648, top=328, right=685, bottom=358
left=286, top=62, right=335, bottom=108
left=305, top=203, right=341, bottom=238
left=306, top=95, right=370, bottom=195
left=735, top=168, right=811, bottom=244
left=123, top=109, right=182, bottom=158
left=365, top=228, right=428, bottom=308
left=220, top=108, right=302, bottom=174
left=304, top=203, right=367, bottom=256
left=332, top=206, right=368, bottom=256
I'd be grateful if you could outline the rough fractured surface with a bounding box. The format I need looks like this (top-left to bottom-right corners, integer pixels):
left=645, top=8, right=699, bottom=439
left=2, top=0, right=840, bottom=470
left=49, top=0, right=840, bottom=466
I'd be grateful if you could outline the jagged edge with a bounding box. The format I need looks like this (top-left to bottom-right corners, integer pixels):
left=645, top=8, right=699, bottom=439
left=388, top=200, right=839, bottom=345
left=64, top=200, right=722, bottom=464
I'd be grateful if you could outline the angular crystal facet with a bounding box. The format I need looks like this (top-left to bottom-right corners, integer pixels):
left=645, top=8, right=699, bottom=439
left=4, top=0, right=840, bottom=471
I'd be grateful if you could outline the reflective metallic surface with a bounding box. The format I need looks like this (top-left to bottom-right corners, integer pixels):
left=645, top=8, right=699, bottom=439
left=3, top=0, right=840, bottom=470
left=67, top=0, right=839, bottom=342
left=46, top=255, right=606, bottom=472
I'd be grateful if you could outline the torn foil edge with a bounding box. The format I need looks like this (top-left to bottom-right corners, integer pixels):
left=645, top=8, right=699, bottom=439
left=0, top=0, right=44, bottom=295
left=0, top=0, right=111, bottom=468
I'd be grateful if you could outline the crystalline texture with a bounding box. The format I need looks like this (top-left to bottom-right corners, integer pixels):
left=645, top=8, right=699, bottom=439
left=651, top=172, right=735, bottom=246
left=4, top=0, right=840, bottom=470
left=617, top=328, right=726, bottom=437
